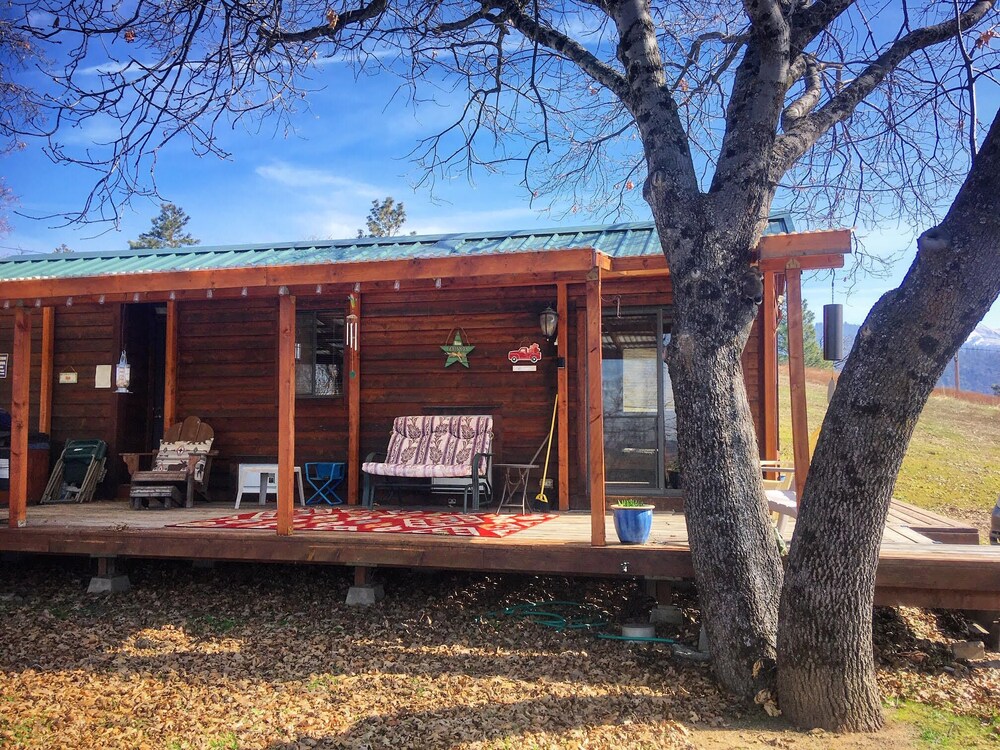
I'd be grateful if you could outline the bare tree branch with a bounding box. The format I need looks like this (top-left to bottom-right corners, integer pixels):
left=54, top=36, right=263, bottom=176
left=773, top=0, right=995, bottom=176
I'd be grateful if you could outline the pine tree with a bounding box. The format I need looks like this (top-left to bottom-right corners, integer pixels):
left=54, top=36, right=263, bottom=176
left=129, top=203, right=200, bottom=249
left=357, top=197, right=407, bottom=238
left=778, top=299, right=832, bottom=369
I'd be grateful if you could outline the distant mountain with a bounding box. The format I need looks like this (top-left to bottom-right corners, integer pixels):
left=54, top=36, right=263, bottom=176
left=966, top=325, right=1000, bottom=350
left=815, top=321, right=1000, bottom=396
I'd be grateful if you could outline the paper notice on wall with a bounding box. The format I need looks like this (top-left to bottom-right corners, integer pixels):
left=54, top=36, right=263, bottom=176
left=95, top=364, right=112, bottom=389
left=0, top=353, right=8, bottom=378
left=0, top=459, right=9, bottom=479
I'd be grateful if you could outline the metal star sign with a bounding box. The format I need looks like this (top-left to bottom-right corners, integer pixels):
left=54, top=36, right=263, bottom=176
left=441, top=330, right=475, bottom=368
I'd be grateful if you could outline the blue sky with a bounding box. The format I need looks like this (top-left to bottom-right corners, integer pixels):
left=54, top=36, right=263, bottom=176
left=2, top=46, right=998, bottom=331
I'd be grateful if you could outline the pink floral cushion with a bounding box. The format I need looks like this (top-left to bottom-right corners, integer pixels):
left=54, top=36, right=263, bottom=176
left=365, top=415, right=493, bottom=477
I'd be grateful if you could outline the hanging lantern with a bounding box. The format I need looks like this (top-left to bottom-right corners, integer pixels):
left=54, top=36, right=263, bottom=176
left=114, top=350, right=132, bottom=394
left=823, top=303, right=844, bottom=361
left=539, top=305, right=558, bottom=339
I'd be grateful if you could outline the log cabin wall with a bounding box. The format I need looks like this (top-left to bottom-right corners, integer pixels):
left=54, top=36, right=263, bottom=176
left=0, top=305, right=119, bottom=497
left=0, top=276, right=769, bottom=506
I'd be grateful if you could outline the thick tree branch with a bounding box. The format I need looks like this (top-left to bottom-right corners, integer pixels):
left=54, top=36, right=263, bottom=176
left=706, top=0, right=790, bottom=229
left=489, top=1, right=630, bottom=101
left=772, top=0, right=995, bottom=176
left=788, top=0, right=854, bottom=54
left=780, top=55, right=824, bottom=129
left=606, top=0, right=699, bottom=212
left=261, top=0, right=387, bottom=48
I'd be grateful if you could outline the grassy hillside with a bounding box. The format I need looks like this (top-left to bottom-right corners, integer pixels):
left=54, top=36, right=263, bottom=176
left=777, top=370, right=1000, bottom=531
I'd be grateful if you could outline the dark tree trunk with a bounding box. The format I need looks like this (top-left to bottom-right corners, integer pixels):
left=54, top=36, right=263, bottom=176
left=664, top=224, right=785, bottom=699
left=778, top=114, right=1000, bottom=730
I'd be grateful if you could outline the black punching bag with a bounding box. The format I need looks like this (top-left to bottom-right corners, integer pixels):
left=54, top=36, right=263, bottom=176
left=823, top=303, right=844, bottom=361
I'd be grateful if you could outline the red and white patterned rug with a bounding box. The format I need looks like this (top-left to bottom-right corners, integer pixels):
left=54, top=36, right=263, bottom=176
left=169, top=507, right=557, bottom=538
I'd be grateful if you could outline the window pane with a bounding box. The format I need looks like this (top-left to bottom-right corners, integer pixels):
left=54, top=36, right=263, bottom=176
left=295, top=311, right=344, bottom=396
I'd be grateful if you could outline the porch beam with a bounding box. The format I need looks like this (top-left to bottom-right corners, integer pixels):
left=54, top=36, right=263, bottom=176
left=277, top=294, right=296, bottom=536
left=586, top=269, right=606, bottom=547
left=9, top=308, right=31, bottom=527
left=163, top=300, right=178, bottom=431
left=785, top=267, right=810, bottom=500
left=759, top=253, right=847, bottom=274
left=0, top=249, right=611, bottom=303
left=347, top=292, right=362, bottom=505
left=761, top=273, right=779, bottom=460
left=757, top=228, right=853, bottom=259
left=556, top=282, right=570, bottom=511
left=38, top=307, right=54, bottom=435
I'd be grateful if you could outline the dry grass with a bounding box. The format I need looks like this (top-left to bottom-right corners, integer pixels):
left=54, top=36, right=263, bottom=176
left=778, top=369, right=1000, bottom=535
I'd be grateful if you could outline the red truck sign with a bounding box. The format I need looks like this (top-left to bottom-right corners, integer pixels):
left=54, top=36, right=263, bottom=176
left=508, top=343, right=542, bottom=364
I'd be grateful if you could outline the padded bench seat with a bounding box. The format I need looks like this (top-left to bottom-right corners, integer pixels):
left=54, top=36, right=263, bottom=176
left=363, top=415, right=494, bottom=512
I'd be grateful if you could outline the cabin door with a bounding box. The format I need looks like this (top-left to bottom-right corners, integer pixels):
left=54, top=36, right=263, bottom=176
left=115, top=303, right=168, bottom=459
left=601, top=308, right=679, bottom=493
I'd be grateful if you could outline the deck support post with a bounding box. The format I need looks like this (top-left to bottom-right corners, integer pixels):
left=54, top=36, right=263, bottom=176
left=163, top=300, right=178, bottom=431
left=761, top=272, right=779, bottom=461
left=556, top=282, right=570, bottom=511
left=785, top=266, right=810, bottom=499
left=347, top=292, right=362, bottom=505
left=586, top=269, right=606, bottom=546
left=277, top=294, right=296, bottom=536
left=39, top=307, right=54, bottom=435
left=9, top=307, right=31, bottom=528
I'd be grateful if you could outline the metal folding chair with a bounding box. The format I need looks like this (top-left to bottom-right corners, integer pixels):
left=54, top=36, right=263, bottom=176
left=304, top=462, right=346, bottom=505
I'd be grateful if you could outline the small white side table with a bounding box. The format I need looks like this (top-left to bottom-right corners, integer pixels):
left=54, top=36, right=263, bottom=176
left=235, top=463, right=305, bottom=509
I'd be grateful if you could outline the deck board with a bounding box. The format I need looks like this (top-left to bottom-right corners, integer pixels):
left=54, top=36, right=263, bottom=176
left=1, top=499, right=997, bottom=610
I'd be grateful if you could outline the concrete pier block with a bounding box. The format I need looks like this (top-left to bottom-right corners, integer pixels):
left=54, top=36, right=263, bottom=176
left=346, top=584, right=385, bottom=606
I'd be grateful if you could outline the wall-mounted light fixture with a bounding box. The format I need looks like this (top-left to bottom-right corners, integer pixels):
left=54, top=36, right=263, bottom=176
left=539, top=305, right=558, bottom=339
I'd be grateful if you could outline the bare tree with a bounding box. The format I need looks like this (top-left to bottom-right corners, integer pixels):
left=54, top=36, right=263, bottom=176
left=8, top=0, right=1000, bottom=731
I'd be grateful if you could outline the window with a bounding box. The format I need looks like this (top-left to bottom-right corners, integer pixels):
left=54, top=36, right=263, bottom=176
left=296, top=311, right=345, bottom=397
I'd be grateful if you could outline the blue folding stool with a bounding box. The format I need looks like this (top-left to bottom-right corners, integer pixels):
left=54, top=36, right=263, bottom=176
left=304, top=462, right=346, bottom=505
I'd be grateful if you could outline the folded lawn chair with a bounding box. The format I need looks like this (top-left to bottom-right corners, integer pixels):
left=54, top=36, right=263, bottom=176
left=40, top=439, right=108, bottom=504
left=122, top=416, right=216, bottom=509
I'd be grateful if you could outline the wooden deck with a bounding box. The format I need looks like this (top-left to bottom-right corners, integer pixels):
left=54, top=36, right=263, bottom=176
left=1, top=499, right=997, bottom=611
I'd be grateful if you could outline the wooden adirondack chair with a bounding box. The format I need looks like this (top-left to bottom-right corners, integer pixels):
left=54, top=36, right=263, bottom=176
left=122, top=416, right=217, bottom=509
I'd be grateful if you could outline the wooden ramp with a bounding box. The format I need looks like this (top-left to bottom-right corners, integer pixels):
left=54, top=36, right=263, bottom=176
left=0, top=500, right=996, bottom=611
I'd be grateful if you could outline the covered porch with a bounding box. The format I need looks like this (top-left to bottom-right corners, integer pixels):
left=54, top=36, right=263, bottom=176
left=0, top=223, right=849, bottom=549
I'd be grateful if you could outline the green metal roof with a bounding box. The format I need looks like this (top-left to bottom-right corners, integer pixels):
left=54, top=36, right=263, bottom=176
left=0, top=217, right=794, bottom=282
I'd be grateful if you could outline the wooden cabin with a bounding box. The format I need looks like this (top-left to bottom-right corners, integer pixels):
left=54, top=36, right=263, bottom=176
left=0, top=220, right=850, bottom=545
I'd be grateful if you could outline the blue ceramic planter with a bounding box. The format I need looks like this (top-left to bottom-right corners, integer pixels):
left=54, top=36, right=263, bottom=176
left=612, top=506, right=654, bottom=544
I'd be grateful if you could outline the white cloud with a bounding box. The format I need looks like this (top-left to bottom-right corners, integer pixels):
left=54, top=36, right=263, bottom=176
left=254, top=162, right=382, bottom=198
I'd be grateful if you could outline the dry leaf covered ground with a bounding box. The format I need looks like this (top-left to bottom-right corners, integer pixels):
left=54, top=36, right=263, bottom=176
left=0, top=556, right=997, bottom=749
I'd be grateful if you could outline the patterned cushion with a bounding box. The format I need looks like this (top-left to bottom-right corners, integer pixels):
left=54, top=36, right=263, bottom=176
left=152, top=439, right=213, bottom=483
left=374, top=415, right=493, bottom=476
left=360, top=462, right=476, bottom=478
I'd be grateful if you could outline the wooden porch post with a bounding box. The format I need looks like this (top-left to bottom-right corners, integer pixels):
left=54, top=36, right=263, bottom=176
left=9, top=307, right=32, bottom=527
left=556, top=282, right=570, bottom=511
left=761, top=272, right=779, bottom=461
left=277, top=294, right=296, bottom=536
left=38, top=307, right=55, bottom=435
left=785, top=265, right=810, bottom=500
left=586, top=269, right=606, bottom=546
left=347, top=292, right=362, bottom=505
left=163, top=300, right=178, bottom=430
